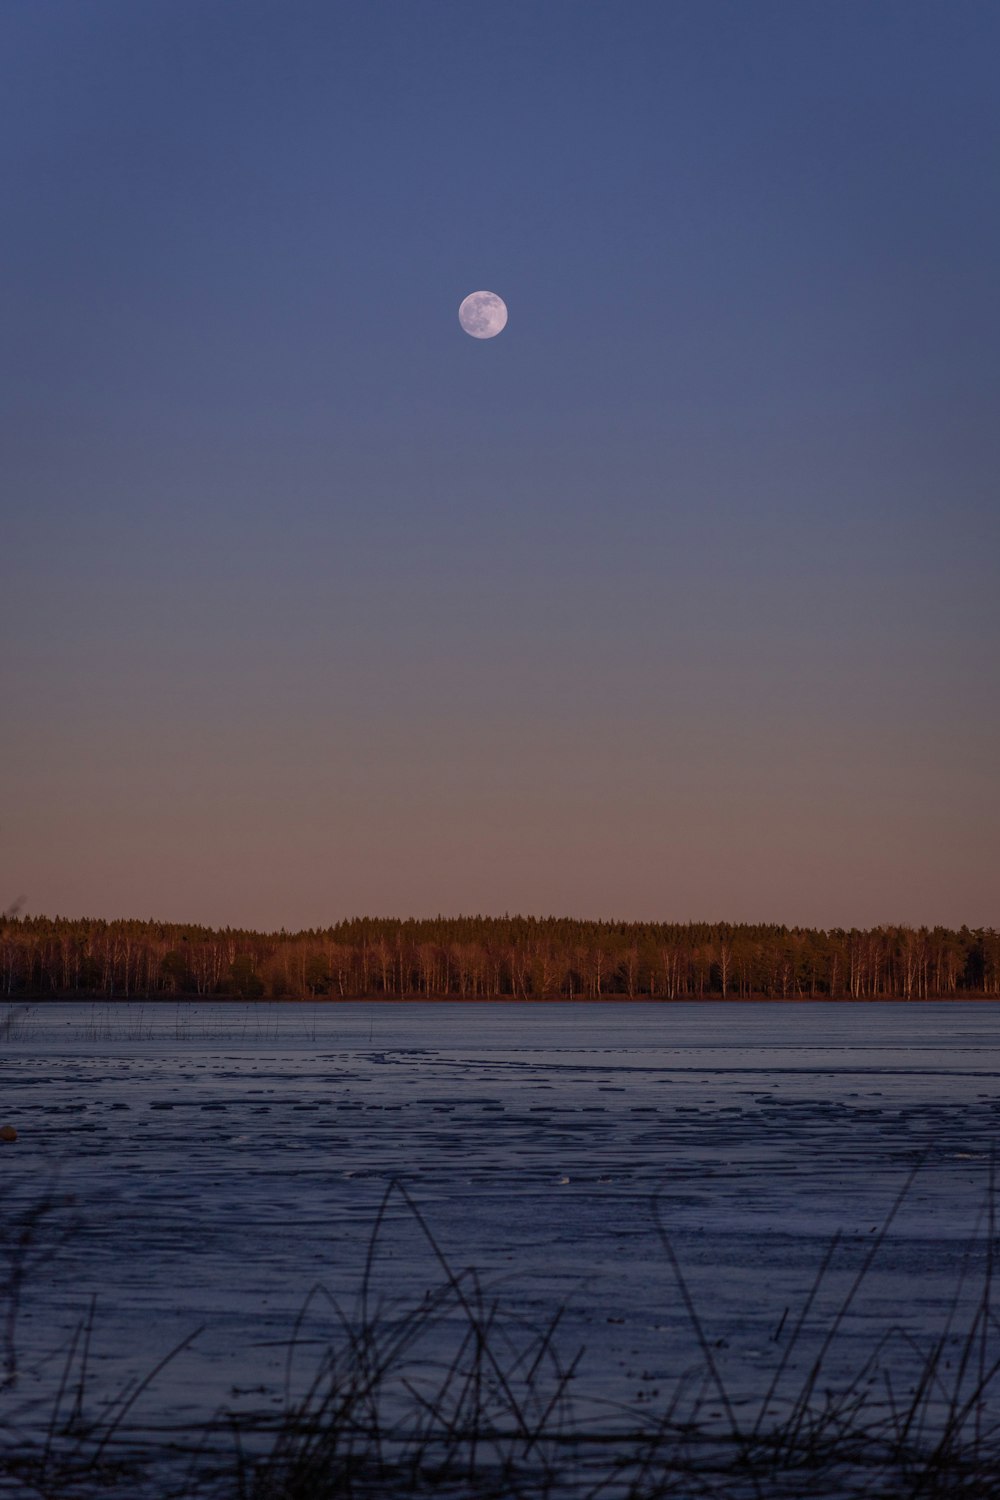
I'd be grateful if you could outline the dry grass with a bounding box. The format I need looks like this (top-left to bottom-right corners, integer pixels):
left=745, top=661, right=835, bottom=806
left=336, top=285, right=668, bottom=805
left=5, top=1170, right=1000, bottom=1499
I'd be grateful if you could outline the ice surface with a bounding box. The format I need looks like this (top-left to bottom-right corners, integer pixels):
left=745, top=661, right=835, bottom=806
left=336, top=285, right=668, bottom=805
left=3, top=1000, right=1000, bottom=1452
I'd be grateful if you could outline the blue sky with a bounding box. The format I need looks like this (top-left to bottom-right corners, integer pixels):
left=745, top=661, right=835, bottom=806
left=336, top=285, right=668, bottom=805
left=3, top=0, right=998, bottom=927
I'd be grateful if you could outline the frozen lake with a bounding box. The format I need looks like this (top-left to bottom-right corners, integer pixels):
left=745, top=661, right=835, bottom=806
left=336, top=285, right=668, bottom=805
left=3, top=1000, right=1000, bottom=1473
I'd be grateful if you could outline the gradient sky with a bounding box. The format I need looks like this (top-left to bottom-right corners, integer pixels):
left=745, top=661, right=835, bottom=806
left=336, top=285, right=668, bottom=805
left=3, top=0, right=999, bottom=930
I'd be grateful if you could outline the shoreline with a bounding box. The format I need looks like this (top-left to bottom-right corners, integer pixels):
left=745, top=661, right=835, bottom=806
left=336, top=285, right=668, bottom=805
left=5, top=992, right=998, bottom=1005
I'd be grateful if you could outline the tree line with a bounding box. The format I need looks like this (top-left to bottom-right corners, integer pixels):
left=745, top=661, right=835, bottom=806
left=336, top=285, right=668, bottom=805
left=1, top=913, right=999, bottom=1001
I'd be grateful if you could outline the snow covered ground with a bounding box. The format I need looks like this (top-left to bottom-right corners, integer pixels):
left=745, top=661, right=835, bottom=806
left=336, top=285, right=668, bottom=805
left=3, top=1000, right=1000, bottom=1451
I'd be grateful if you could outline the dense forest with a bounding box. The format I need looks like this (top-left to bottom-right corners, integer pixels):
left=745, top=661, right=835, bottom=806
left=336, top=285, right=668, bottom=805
left=1, top=914, right=999, bottom=1001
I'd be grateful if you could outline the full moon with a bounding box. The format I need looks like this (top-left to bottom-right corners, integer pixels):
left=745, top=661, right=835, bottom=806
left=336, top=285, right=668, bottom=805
left=458, top=290, right=508, bottom=339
